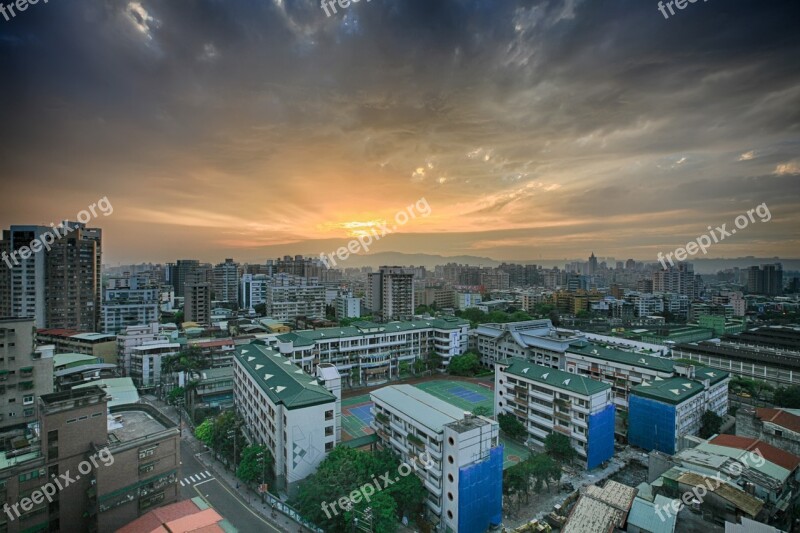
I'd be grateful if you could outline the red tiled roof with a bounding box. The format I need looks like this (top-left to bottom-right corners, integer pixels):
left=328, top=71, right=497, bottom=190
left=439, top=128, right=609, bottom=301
left=756, top=408, right=800, bottom=434
left=165, top=508, right=224, bottom=532
left=116, top=500, right=215, bottom=533
left=36, top=328, right=84, bottom=337
left=710, top=434, right=800, bottom=471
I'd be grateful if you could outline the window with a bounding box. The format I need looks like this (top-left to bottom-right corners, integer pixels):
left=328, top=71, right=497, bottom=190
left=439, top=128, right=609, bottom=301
left=325, top=410, right=333, bottom=421
left=22, top=395, right=33, bottom=406
left=325, top=442, right=334, bottom=452
left=325, top=426, right=334, bottom=437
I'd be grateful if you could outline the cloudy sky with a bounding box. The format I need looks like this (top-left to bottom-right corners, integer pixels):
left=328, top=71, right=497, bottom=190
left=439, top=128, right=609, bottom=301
left=0, top=0, right=798, bottom=266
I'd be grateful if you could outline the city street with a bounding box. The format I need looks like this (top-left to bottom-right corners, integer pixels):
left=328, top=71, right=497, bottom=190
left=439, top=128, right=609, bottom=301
left=140, top=395, right=307, bottom=533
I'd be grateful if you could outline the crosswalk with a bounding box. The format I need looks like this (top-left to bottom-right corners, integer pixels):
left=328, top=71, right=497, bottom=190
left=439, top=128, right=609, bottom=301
left=179, top=470, right=214, bottom=487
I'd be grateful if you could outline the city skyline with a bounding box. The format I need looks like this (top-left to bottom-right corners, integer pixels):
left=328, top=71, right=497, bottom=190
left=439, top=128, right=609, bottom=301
left=1, top=0, right=799, bottom=264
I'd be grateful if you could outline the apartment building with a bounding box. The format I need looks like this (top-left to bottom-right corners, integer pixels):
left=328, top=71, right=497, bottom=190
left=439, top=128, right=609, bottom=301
left=274, top=317, right=470, bottom=386
left=240, top=273, right=268, bottom=310
left=0, top=223, right=102, bottom=331
left=0, top=386, right=179, bottom=533
left=266, top=284, right=326, bottom=321
left=628, top=366, right=730, bottom=455
left=212, top=259, right=240, bottom=306
left=494, top=358, right=615, bottom=469
left=101, top=275, right=161, bottom=334
left=455, top=291, right=483, bottom=311
left=36, top=329, right=117, bottom=364
left=365, top=267, right=414, bottom=321
left=371, top=385, right=502, bottom=533
left=0, top=318, right=53, bottom=432
left=128, top=342, right=180, bottom=388
left=233, top=343, right=338, bottom=494
left=184, top=269, right=211, bottom=325
left=334, top=293, right=361, bottom=320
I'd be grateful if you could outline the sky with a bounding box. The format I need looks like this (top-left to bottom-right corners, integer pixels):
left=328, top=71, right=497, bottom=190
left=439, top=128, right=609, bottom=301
left=0, top=0, right=798, bottom=266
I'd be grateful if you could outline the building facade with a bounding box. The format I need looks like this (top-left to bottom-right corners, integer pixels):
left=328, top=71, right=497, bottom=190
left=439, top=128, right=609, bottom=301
left=233, top=343, right=338, bottom=494
left=371, top=385, right=502, bottom=533
left=494, top=358, right=615, bottom=469
left=365, top=267, right=414, bottom=321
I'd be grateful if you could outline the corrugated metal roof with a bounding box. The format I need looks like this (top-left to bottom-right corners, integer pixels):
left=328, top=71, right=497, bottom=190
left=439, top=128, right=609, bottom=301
left=371, top=384, right=466, bottom=433
left=627, top=495, right=678, bottom=533
left=676, top=471, right=763, bottom=517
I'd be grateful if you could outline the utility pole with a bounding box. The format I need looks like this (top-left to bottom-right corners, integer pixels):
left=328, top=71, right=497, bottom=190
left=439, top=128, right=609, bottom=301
left=227, top=428, right=237, bottom=475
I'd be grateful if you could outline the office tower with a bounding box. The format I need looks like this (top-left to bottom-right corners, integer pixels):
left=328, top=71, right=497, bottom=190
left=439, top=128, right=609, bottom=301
left=184, top=269, right=211, bottom=325
left=0, top=226, right=49, bottom=326
left=365, top=266, right=414, bottom=321
left=0, top=318, right=54, bottom=432
left=44, top=223, right=102, bottom=331
left=212, top=258, right=240, bottom=306
left=588, top=252, right=598, bottom=275
left=101, top=274, right=161, bottom=334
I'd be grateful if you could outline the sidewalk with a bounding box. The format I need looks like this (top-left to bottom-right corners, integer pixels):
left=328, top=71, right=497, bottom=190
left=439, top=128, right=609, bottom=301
left=140, top=395, right=311, bottom=533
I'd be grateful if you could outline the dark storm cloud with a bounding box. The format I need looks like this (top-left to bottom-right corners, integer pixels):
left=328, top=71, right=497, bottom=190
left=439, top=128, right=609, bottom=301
left=0, top=0, right=798, bottom=263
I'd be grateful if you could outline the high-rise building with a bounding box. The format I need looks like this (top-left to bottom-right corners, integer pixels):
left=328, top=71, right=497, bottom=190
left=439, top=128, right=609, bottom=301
left=101, top=274, right=161, bottom=334
left=365, top=266, right=414, bottom=321
left=653, top=262, right=695, bottom=298
left=1, top=223, right=102, bottom=331
left=166, top=259, right=203, bottom=298
left=0, top=318, right=53, bottom=433
left=588, top=252, right=598, bottom=275
left=747, top=264, right=783, bottom=296
left=212, top=258, right=240, bottom=306
left=240, top=273, right=268, bottom=309
left=184, top=269, right=211, bottom=325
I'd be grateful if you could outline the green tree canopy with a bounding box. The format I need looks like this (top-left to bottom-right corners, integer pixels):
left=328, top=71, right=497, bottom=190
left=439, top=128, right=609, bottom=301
left=236, top=445, right=273, bottom=485
left=699, top=411, right=724, bottom=439
left=498, top=413, right=527, bottom=441
left=447, top=353, right=480, bottom=377
left=544, top=433, right=577, bottom=463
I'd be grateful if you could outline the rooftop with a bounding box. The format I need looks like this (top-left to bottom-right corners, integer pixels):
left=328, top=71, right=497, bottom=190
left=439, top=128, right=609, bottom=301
left=568, top=341, right=675, bottom=373
left=107, top=406, right=175, bottom=445
left=276, top=317, right=470, bottom=346
left=631, top=377, right=705, bottom=405
left=75, top=378, right=139, bottom=407
left=755, top=407, right=800, bottom=434
left=563, top=480, right=636, bottom=533
left=627, top=495, right=678, bottom=533
left=709, top=434, right=800, bottom=472
left=692, top=365, right=729, bottom=385
left=371, top=384, right=468, bottom=434
left=53, top=352, right=102, bottom=369
left=116, top=497, right=230, bottom=533
left=234, top=344, right=335, bottom=409
left=500, top=358, right=610, bottom=397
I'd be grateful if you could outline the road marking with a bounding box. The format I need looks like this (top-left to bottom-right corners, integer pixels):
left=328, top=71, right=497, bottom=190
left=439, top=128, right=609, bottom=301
left=192, top=479, right=282, bottom=533
left=195, top=478, right=214, bottom=487
left=189, top=475, right=197, bottom=483
left=180, top=480, right=185, bottom=487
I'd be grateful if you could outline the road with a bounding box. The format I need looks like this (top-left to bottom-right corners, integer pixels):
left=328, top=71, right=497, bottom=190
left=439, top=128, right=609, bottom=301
left=178, top=444, right=289, bottom=532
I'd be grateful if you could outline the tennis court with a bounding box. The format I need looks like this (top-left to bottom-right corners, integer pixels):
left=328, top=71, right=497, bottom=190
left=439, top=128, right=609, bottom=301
left=342, top=394, right=374, bottom=438
left=413, top=380, right=494, bottom=413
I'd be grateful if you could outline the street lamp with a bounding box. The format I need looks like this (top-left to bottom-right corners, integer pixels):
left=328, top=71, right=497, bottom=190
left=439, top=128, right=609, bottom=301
left=227, top=428, right=237, bottom=474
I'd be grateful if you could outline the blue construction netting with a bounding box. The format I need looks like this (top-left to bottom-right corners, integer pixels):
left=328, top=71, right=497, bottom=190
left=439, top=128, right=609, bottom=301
left=628, top=395, right=677, bottom=454
left=587, top=403, right=615, bottom=469
left=457, top=445, right=503, bottom=533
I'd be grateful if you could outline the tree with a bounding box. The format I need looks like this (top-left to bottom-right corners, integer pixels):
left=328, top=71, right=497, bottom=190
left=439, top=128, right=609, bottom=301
left=544, top=433, right=577, bottom=463
left=167, top=386, right=185, bottom=405
left=237, top=445, right=273, bottom=486
left=774, top=385, right=800, bottom=408
left=471, top=405, right=492, bottom=417
left=503, top=463, right=529, bottom=510
left=526, top=454, right=561, bottom=493
left=292, top=446, right=425, bottom=532
left=346, top=491, right=398, bottom=533
left=699, top=411, right=724, bottom=439
left=195, top=419, right=214, bottom=446
left=447, top=353, right=480, bottom=377
left=498, top=413, right=527, bottom=441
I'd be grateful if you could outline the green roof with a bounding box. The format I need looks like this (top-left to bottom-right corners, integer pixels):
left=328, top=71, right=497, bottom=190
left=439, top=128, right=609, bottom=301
left=501, top=358, right=610, bottom=396
left=235, top=344, right=335, bottom=410
left=276, top=317, right=469, bottom=346
left=53, top=353, right=101, bottom=369
left=692, top=366, right=729, bottom=385
left=568, top=341, right=675, bottom=373
left=631, top=377, right=704, bottom=404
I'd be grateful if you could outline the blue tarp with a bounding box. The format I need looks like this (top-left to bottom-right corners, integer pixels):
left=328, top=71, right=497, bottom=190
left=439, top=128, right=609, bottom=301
left=457, top=445, right=503, bottom=533
left=587, top=403, right=615, bottom=469
left=628, top=395, right=676, bottom=454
